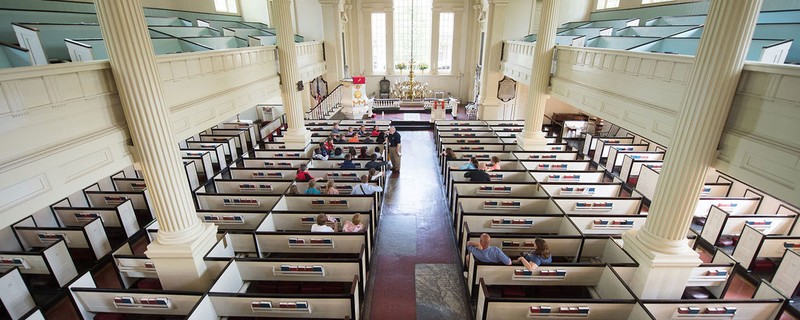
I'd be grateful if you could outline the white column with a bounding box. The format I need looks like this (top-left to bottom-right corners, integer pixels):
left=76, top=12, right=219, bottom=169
left=319, top=0, right=344, bottom=81
left=385, top=8, right=395, bottom=75
left=622, top=0, right=764, bottom=299
left=429, top=10, right=440, bottom=75
left=476, top=0, right=508, bottom=120
left=517, top=0, right=557, bottom=150
left=274, top=0, right=312, bottom=149
left=94, top=0, right=217, bottom=292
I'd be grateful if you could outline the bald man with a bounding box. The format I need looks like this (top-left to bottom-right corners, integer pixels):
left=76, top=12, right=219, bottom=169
left=386, top=126, right=402, bottom=172
left=465, top=233, right=512, bottom=265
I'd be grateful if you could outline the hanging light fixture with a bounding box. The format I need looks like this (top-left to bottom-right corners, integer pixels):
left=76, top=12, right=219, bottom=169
left=392, top=0, right=432, bottom=101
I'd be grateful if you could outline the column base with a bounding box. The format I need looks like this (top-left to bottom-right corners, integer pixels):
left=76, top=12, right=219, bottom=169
left=282, top=128, right=312, bottom=150
left=621, top=229, right=702, bottom=299
left=517, top=130, right=549, bottom=150
left=145, top=223, right=218, bottom=292
left=478, top=99, right=502, bottom=120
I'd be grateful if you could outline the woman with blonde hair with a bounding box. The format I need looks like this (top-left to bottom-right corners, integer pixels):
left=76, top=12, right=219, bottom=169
left=342, top=213, right=364, bottom=232
left=325, top=179, right=339, bottom=195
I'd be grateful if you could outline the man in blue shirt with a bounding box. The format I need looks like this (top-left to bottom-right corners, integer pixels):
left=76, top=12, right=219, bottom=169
left=466, top=233, right=511, bottom=265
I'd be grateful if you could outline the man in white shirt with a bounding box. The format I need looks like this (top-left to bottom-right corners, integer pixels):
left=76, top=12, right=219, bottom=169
left=351, top=175, right=384, bottom=195
left=310, top=213, right=335, bottom=232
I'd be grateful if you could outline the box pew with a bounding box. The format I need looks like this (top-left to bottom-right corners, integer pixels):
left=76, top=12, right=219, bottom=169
left=636, top=164, right=732, bottom=202
left=310, top=159, right=378, bottom=170
left=317, top=143, right=386, bottom=157
left=195, top=211, right=268, bottom=230
left=52, top=199, right=139, bottom=242
left=209, top=128, right=250, bottom=151
left=446, top=170, right=534, bottom=196
left=195, top=194, right=281, bottom=211
left=207, top=260, right=361, bottom=320
left=217, top=122, right=259, bottom=149
left=618, top=155, right=663, bottom=184
left=529, top=170, right=606, bottom=183
left=461, top=233, right=583, bottom=270
left=554, top=197, right=643, bottom=216
left=604, top=146, right=660, bottom=173
left=443, top=158, right=525, bottom=181
left=185, top=141, right=228, bottom=169
left=260, top=211, right=373, bottom=254
left=0, top=267, right=37, bottom=320
left=182, top=147, right=227, bottom=172
left=85, top=190, right=154, bottom=226
left=640, top=281, right=785, bottom=320
left=180, top=150, right=215, bottom=181
left=198, top=134, right=239, bottom=161
left=111, top=178, right=147, bottom=193
left=698, top=206, right=796, bottom=250
left=473, top=266, right=638, bottom=319
left=592, top=142, right=649, bottom=167
left=240, top=157, right=311, bottom=169
left=204, top=232, right=261, bottom=260
left=309, top=169, right=372, bottom=182
left=251, top=150, right=308, bottom=159
left=539, top=182, right=623, bottom=198
left=582, top=133, right=635, bottom=158
left=439, top=137, right=504, bottom=148
left=183, top=161, right=201, bottom=191
left=255, top=232, right=368, bottom=268
left=442, top=143, right=508, bottom=153
left=111, top=241, right=161, bottom=290
left=454, top=197, right=564, bottom=236
left=69, top=272, right=203, bottom=320
left=497, top=136, right=558, bottom=147
left=0, top=239, right=77, bottom=288
left=693, top=197, right=762, bottom=217
left=271, top=196, right=378, bottom=227
left=682, top=250, right=737, bottom=300
left=521, top=160, right=593, bottom=172
left=339, top=119, right=391, bottom=127
left=228, top=168, right=297, bottom=181
left=569, top=215, right=648, bottom=235
left=450, top=182, right=547, bottom=216
left=512, top=150, right=579, bottom=161
left=578, top=238, right=638, bottom=281
left=314, top=181, right=382, bottom=197
left=732, top=224, right=800, bottom=273
left=769, top=249, right=800, bottom=300
left=14, top=217, right=111, bottom=267
left=204, top=179, right=293, bottom=195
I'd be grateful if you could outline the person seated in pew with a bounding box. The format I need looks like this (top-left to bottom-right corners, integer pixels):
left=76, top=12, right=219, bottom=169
left=332, top=123, right=341, bottom=134
left=365, top=154, right=389, bottom=170
left=296, top=164, right=322, bottom=182
left=334, top=134, right=347, bottom=144
left=376, top=131, right=387, bottom=144
left=346, top=127, right=355, bottom=136
left=466, top=233, right=512, bottom=265
left=305, top=180, right=322, bottom=194
left=324, top=137, right=335, bottom=152
left=352, top=175, right=384, bottom=195
left=485, top=156, right=502, bottom=172
left=311, top=213, right=335, bottom=232
left=442, top=148, right=457, bottom=161
left=358, top=146, right=370, bottom=159
left=362, top=135, right=374, bottom=143
left=517, top=238, right=552, bottom=270
left=464, top=163, right=491, bottom=182
left=287, top=184, right=300, bottom=195
left=342, top=213, right=365, bottom=232
left=330, top=147, right=345, bottom=160
left=341, top=154, right=357, bottom=169
left=358, top=125, right=368, bottom=136
left=325, top=179, right=339, bottom=195
left=374, top=146, right=384, bottom=159
left=348, top=147, right=358, bottom=158
left=348, top=133, right=361, bottom=143
left=370, top=125, right=381, bottom=137
left=313, top=148, right=329, bottom=161
left=368, top=168, right=384, bottom=182
left=452, top=157, right=479, bottom=170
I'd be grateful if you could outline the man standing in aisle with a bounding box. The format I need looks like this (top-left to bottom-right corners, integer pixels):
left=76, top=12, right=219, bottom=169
left=387, top=126, right=402, bottom=172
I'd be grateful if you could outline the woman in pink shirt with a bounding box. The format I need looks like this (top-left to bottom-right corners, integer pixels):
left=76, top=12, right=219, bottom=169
left=342, top=213, right=365, bottom=232
left=486, top=156, right=502, bottom=171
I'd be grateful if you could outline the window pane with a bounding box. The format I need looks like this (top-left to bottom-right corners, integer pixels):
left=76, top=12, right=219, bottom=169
left=437, top=12, right=454, bottom=73
left=393, top=0, right=432, bottom=70
left=227, top=0, right=238, bottom=13
left=215, top=0, right=228, bottom=11
left=371, top=13, right=387, bottom=72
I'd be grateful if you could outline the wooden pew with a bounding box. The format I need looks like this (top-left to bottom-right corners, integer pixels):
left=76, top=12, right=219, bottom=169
left=183, top=161, right=201, bottom=191
left=251, top=150, right=308, bottom=159
left=195, top=194, right=281, bottom=211
left=216, top=121, right=260, bottom=149
left=698, top=205, right=796, bottom=251
left=271, top=196, right=378, bottom=229
left=196, top=211, right=268, bottom=231
left=732, top=225, right=800, bottom=273
left=454, top=197, right=564, bottom=236
left=69, top=272, right=204, bottom=320
left=474, top=266, right=638, bottom=319
left=450, top=182, right=547, bottom=217
left=529, top=170, right=608, bottom=183
left=208, top=127, right=250, bottom=151
left=554, top=197, right=643, bottom=216
left=84, top=190, right=154, bottom=227
left=204, top=179, right=293, bottom=195
left=539, top=182, right=624, bottom=198
left=618, top=155, right=662, bottom=185
left=446, top=169, right=535, bottom=197
left=769, top=249, right=800, bottom=301
left=180, top=149, right=215, bottom=181
left=13, top=217, right=111, bottom=266
left=582, top=133, right=634, bottom=158
left=640, top=281, right=785, bottom=320
left=568, top=215, right=648, bottom=235
left=184, top=141, right=228, bottom=169
left=206, top=260, right=361, bottom=320
left=592, top=143, right=649, bottom=167
left=111, top=240, right=161, bottom=290
left=683, top=250, right=737, bottom=300
left=604, top=145, right=661, bottom=173
left=0, top=238, right=78, bottom=288
left=0, top=267, right=37, bottom=320
left=520, top=159, right=593, bottom=171
left=260, top=211, right=374, bottom=255
left=228, top=168, right=297, bottom=181
left=52, top=198, right=140, bottom=243
left=205, top=232, right=261, bottom=260
left=512, top=150, right=579, bottom=161
left=240, top=157, right=311, bottom=169
left=196, top=134, right=239, bottom=161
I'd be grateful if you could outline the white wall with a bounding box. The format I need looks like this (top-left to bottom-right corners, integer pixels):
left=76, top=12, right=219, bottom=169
left=240, top=0, right=271, bottom=24
left=504, top=0, right=535, bottom=40
left=294, top=0, right=324, bottom=41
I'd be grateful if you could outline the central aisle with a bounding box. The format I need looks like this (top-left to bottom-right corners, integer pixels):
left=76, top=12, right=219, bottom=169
left=363, top=131, right=471, bottom=320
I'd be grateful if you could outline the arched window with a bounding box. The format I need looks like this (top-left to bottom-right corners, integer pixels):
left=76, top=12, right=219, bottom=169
left=393, top=0, right=432, bottom=70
